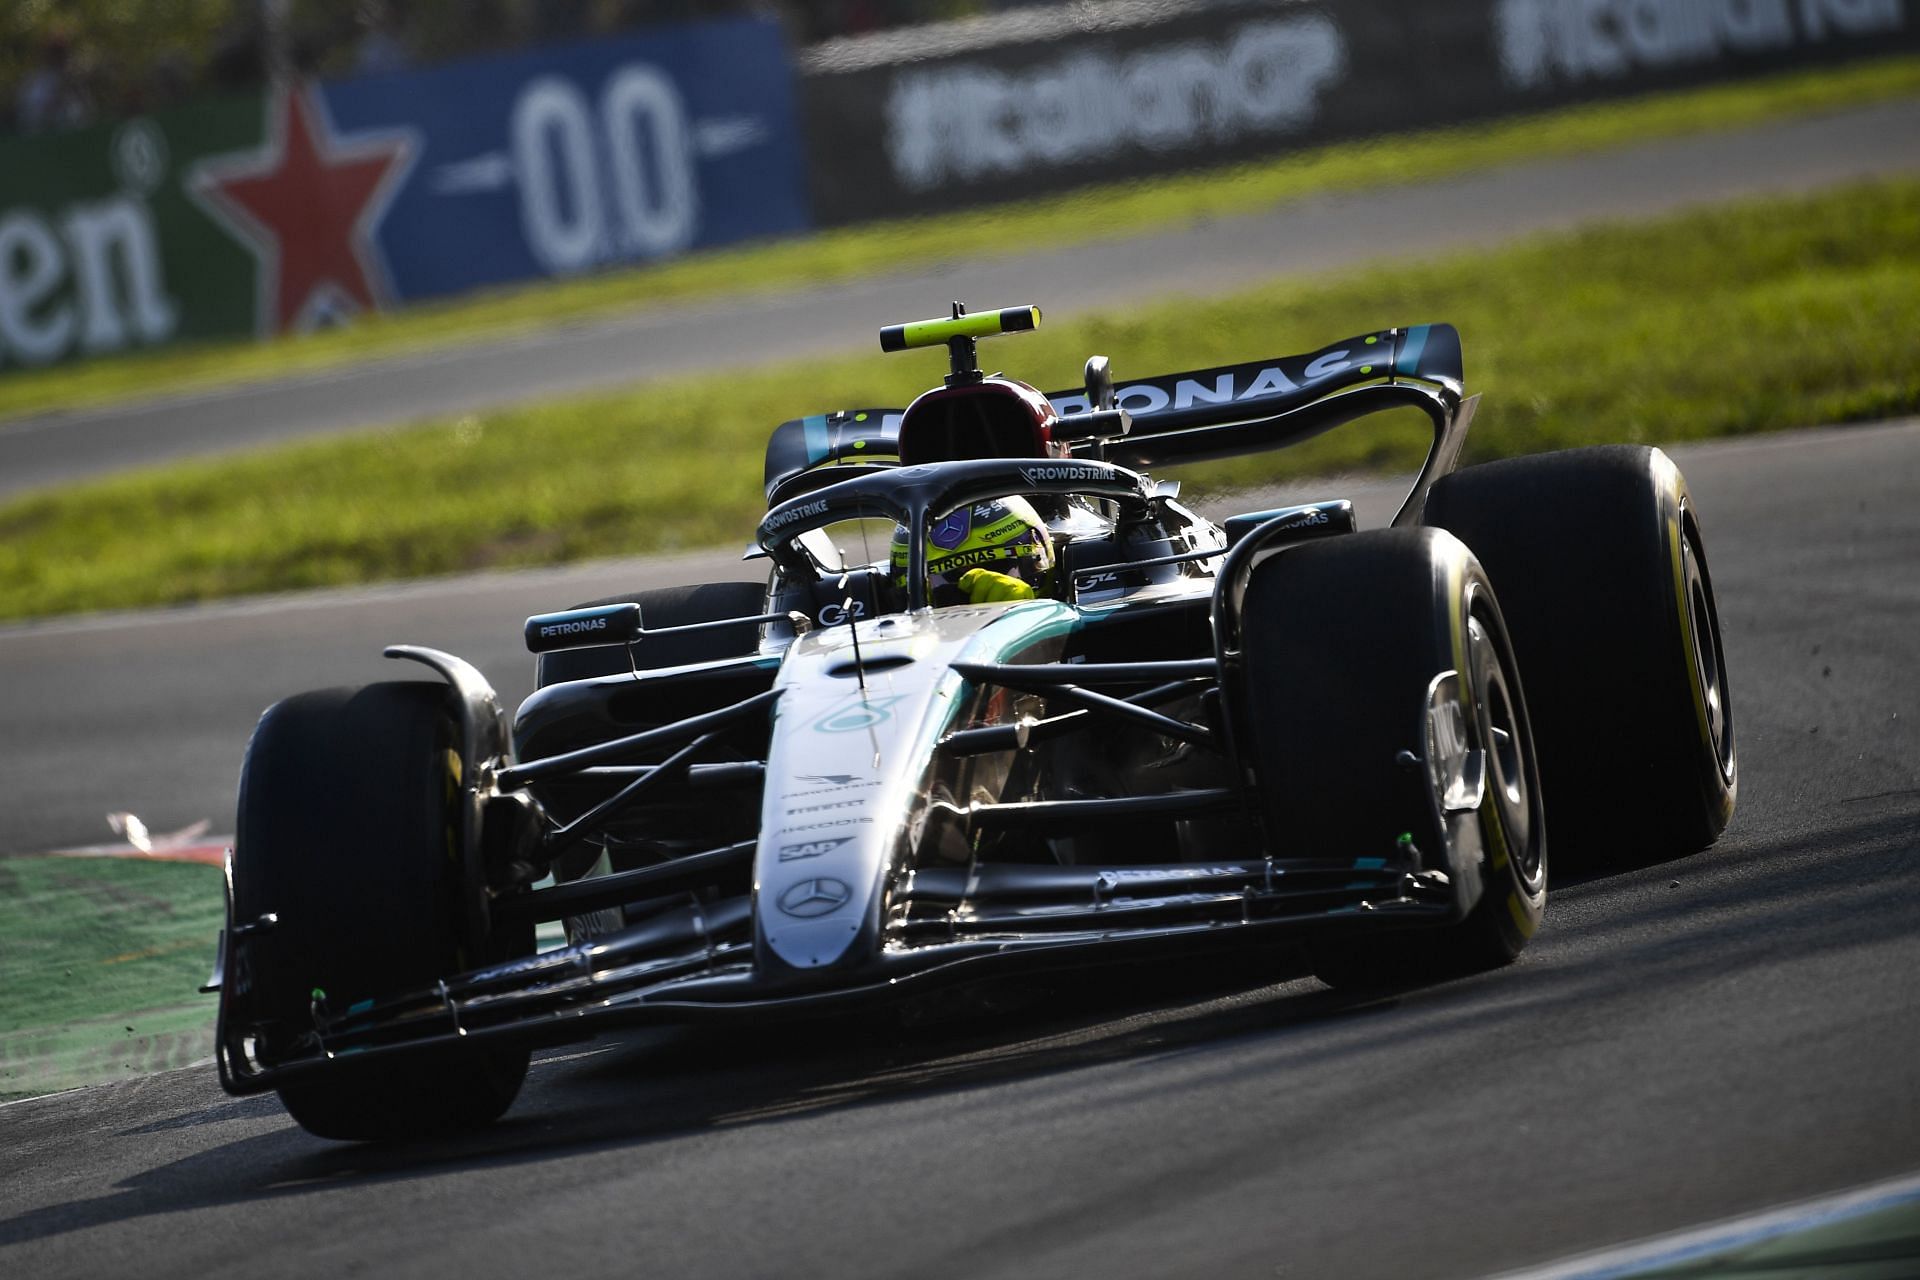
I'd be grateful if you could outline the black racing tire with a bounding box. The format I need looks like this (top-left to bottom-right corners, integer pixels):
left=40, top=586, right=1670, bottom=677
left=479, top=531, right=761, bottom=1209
left=535, top=580, right=767, bottom=687
left=1423, top=446, right=1735, bottom=867
left=233, top=681, right=532, bottom=1141
left=1234, top=528, right=1548, bottom=989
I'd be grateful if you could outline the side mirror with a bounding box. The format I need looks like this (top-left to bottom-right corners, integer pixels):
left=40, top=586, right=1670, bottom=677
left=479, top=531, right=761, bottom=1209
left=797, top=526, right=847, bottom=574
left=1085, top=355, right=1116, bottom=411
left=523, top=602, right=642, bottom=654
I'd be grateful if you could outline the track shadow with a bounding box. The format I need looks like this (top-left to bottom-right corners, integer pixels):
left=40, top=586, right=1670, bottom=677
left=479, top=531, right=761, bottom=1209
left=1548, top=840, right=1706, bottom=888
left=3, top=801, right=1912, bottom=1251
left=0, top=950, right=1396, bottom=1248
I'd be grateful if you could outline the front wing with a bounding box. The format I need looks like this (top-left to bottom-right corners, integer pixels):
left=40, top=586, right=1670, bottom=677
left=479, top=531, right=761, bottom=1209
left=215, top=850, right=1454, bottom=1095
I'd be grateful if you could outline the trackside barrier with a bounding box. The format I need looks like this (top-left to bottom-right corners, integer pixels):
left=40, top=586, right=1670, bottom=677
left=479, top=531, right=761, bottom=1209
left=4, top=2, right=1915, bottom=370
left=0, top=18, right=808, bottom=369
left=796, top=0, right=1920, bottom=225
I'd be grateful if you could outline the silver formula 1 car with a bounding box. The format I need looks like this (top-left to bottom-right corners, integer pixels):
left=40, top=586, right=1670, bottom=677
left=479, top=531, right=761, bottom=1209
left=208, top=304, right=1736, bottom=1140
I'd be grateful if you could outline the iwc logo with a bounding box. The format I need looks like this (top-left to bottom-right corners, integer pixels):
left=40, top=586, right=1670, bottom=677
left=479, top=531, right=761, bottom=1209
left=777, top=877, right=853, bottom=918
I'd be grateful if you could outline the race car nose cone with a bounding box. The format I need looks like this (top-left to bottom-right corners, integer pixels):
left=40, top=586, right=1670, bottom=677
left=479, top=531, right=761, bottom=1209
left=762, top=913, right=865, bottom=969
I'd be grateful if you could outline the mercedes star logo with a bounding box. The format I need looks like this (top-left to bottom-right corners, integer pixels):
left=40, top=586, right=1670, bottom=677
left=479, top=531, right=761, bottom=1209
left=778, top=877, right=853, bottom=918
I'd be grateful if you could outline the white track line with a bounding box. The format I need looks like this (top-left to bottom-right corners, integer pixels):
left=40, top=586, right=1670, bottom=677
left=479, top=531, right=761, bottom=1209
left=1489, top=1169, right=1920, bottom=1279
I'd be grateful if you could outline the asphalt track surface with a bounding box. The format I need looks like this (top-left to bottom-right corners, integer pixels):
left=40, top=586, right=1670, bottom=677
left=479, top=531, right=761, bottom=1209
left=2, top=420, right=1916, bottom=1278
left=3, top=95, right=1920, bottom=500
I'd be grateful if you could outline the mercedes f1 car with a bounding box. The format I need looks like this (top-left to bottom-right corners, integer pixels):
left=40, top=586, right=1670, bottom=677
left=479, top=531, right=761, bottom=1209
left=208, top=304, right=1736, bottom=1140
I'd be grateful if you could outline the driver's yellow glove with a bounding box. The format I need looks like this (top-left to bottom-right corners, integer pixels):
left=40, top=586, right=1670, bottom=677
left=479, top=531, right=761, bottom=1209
left=957, top=568, right=1035, bottom=603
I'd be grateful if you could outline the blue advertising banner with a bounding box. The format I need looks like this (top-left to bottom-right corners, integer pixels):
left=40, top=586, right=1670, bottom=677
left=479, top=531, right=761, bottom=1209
left=318, top=17, right=809, bottom=303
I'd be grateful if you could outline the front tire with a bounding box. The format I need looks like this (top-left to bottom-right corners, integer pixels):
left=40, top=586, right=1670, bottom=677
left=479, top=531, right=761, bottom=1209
left=232, top=682, right=532, bottom=1140
left=1233, top=529, right=1547, bottom=988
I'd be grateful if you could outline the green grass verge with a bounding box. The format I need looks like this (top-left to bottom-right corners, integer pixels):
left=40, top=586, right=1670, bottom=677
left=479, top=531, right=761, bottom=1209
left=1, top=177, right=1916, bottom=623
left=0, top=857, right=222, bottom=1101
left=2, top=55, right=1918, bottom=424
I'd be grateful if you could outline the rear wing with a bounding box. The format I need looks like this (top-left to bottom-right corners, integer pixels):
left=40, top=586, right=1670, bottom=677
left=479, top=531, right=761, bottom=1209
left=763, top=324, right=1467, bottom=511
left=1050, top=323, right=1461, bottom=436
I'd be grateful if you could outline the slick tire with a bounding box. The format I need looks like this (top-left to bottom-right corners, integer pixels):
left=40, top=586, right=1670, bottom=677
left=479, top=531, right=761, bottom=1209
left=1423, top=446, right=1735, bottom=868
left=535, top=581, right=768, bottom=687
left=1233, top=529, right=1548, bottom=989
left=232, top=681, right=532, bottom=1141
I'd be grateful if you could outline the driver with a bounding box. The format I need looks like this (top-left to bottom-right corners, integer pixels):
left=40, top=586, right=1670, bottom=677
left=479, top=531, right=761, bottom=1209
left=891, top=496, right=1055, bottom=606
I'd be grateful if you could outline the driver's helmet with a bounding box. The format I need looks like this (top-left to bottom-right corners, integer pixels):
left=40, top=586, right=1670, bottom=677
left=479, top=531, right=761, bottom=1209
left=890, top=496, right=1055, bottom=607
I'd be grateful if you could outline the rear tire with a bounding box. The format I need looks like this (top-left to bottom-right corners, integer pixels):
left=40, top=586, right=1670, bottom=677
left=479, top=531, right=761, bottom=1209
left=535, top=580, right=767, bottom=686
left=1233, top=529, right=1548, bottom=989
left=233, top=682, right=532, bottom=1140
left=1423, top=446, right=1735, bottom=868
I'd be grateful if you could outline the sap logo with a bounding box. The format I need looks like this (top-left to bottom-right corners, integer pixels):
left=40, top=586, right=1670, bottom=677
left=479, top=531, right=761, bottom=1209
left=779, top=836, right=853, bottom=862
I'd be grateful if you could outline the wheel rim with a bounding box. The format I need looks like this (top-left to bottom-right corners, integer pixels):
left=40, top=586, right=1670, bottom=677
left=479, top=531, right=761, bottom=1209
left=1681, top=514, right=1735, bottom=784
left=1468, top=607, right=1544, bottom=891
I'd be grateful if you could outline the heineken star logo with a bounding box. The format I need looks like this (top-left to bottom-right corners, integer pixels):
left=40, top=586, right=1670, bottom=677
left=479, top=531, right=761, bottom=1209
left=190, top=83, right=416, bottom=335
